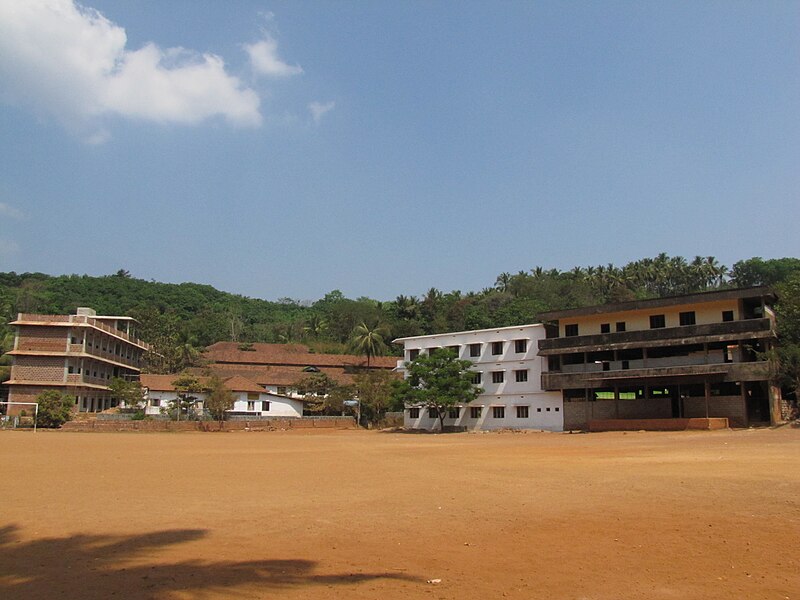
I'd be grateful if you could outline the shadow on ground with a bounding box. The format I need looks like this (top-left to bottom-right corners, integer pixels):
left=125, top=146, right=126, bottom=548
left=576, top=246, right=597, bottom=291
left=0, top=524, right=418, bottom=599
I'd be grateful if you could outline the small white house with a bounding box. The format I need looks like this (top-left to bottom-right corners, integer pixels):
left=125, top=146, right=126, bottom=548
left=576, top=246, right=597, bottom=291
left=394, top=324, right=563, bottom=432
left=139, top=374, right=305, bottom=418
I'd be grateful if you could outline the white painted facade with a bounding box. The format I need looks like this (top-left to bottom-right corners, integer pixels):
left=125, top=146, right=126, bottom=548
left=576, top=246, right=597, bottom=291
left=394, top=324, right=563, bottom=431
left=229, top=390, right=304, bottom=418
left=144, top=388, right=303, bottom=418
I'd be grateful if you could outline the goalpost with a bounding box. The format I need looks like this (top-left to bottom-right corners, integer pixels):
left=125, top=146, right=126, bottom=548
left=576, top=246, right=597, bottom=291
left=0, top=402, right=39, bottom=433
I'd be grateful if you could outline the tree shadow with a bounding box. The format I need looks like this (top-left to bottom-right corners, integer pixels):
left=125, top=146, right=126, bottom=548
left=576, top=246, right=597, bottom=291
left=0, top=524, right=418, bottom=599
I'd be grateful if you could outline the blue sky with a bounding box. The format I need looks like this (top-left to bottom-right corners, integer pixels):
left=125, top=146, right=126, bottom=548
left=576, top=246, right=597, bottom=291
left=1, top=1, right=798, bottom=302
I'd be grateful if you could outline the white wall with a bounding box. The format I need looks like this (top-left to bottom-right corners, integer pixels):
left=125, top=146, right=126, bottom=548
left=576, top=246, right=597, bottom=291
left=230, top=391, right=303, bottom=417
left=144, top=390, right=304, bottom=417
left=396, top=324, right=563, bottom=432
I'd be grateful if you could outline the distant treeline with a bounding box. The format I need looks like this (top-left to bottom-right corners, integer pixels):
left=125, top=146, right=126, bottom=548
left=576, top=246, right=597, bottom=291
left=1, top=255, right=799, bottom=371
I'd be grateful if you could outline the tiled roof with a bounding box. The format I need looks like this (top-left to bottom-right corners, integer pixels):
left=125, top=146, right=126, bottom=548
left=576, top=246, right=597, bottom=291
left=222, top=375, right=266, bottom=393
left=140, top=373, right=267, bottom=394
left=202, top=342, right=397, bottom=369
left=193, top=365, right=356, bottom=386
left=140, top=374, right=202, bottom=391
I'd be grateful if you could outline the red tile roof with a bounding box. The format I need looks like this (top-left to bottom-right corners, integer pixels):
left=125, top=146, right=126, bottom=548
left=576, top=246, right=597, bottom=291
left=140, top=373, right=267, bottom=393
left=202, top=342, right=397, bottom=369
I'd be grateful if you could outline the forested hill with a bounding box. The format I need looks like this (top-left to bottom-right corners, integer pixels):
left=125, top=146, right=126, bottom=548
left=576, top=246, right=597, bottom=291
left=1, top=255, right=799, bottom=369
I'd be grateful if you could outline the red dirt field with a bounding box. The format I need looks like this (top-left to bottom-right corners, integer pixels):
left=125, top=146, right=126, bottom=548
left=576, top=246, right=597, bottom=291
left=0, top=427, right=798, bottom=600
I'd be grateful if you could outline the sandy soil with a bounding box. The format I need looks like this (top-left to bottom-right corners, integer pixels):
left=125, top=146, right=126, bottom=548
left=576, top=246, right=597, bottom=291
left=0, top=427, right=797, bottom=600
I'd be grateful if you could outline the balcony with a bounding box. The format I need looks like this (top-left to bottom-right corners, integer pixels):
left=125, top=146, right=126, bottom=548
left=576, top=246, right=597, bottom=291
left=537, top=318, right=774, bottom=355
left=542, top=360, right=771, bottom=390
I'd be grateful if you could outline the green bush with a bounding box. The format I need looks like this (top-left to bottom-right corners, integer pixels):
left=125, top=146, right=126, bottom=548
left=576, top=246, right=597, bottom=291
left=35, top=390, right=74, bottom=428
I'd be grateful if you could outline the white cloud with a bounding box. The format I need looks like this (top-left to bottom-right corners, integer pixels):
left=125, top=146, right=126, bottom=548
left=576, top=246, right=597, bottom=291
left=309, top=101, right=335, bottom=123
left=0, top=202, right=25, bottom=220
left=0, top=0, right=262, bottom=138
left=245, top=37, right=303, bottom=78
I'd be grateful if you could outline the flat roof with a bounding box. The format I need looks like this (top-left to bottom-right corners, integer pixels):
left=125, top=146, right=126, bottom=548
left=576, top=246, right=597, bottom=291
left=393, top=323, right=544, bottom=344
left=536, top=286, right=774, bottom=321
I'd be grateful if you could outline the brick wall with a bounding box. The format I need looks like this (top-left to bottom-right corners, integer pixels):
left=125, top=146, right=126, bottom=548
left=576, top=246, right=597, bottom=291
left=16, top=325, right=67, bottom=352
left=563, top=398, right=672, bottom=429
left=61, top=417, right=358, bottom=432
left=683, top=396, right=745, bottom=426
left=11, top=356, right=64, bottom=382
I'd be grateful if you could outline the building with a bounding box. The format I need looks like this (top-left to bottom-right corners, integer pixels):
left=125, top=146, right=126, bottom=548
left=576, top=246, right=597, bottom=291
left=394, top=324, right=563, bottom=431
left=139, top=374, right=305, bottom=418
left=536, top=287, right=782, bottom=429
left=5, top=307, right=150, bottom=413
left=199, top=342, right=398, bottom=396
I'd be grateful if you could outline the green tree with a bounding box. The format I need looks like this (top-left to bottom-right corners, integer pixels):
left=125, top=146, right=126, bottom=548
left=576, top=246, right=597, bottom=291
left=205, top=374, right=235, bottom=424
left=291, top=372, right=355, bottom=416
left=349, top=321, right=390, bottom=367
left=35, top=389, right=74, bottom=428
left=109, top=377, right=145, bottom=411
left=353, top=369, right=399, bottom=426
left=169, top=374, right=205, bottom=420
left=392, top=350, right=482, bottom=432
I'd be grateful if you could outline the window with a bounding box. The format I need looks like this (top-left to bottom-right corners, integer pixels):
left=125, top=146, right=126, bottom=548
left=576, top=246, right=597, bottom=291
left=427, top=348, right=438, bottom=357
left=516, top=406, right=529, bottom=418
left=514, top=369, right=528, bottom=383
left=70, top=337, right=77, bottom=344
left=514, top=339, right=527, bottom=353
left=491, top=371, right=504, bottom=384
left=600, top=323, right=610, bottom=334
left=564, top=324, right=579, bottom=337
left=679, top=311, right=696, bottom=326
left=409, top=407, right=420, bottom=418
left=447, top=345, right=460, bottom=356
left=621, top=360, right=630, bottom=370
left=247, top=401, right=255, bottom=411
left=408, top=349, right=420, bottom=361
left=555, top=407, right=560, bottom=412
left=247, top=392, right=259, bottom=400
left=448, top=407, right=460, bottom=419
left=649, top=314, right=666, bottom=329
left=151, top=399, right=160, bottom=407
left=492, top=406, right=505, bottom=419
left=68, top=366, right=74, bottom=374
left=537, top=407, right=542, bottom=412
left=262, top=401, right=270, bottom=412
left=491, top=341, right=503, bottom=355
left=470, top=406, right=482, bottom=419
left=470, top=372, right=482, bottom=385
left=469, top=343, right=481, bottom=357
left=616, top=322, right=626, bottom=332
left=276, top=386, right=287, bottom=395
left=722, top=310, right=734, bottom=322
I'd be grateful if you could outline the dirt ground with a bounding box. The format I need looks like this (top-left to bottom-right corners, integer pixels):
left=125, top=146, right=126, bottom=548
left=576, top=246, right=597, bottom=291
left=0, top=427, right=798, bottom=600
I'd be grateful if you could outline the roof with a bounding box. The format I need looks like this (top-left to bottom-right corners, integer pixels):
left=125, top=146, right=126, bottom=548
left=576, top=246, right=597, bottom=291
left=393, top=323, right=545, bottom=344
left=202, top=342, right=397, bottom=369
left=192, top=364, right=402, bottom=387
left=536, top=286, right=775, bottom=321
left=140, top=373, right=267, bottom=394
left=222, top=375, right=266, bottom=393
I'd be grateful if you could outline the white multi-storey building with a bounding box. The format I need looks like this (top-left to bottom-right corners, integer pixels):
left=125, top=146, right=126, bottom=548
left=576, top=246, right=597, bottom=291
left=394, top=324, right=563, bottom=431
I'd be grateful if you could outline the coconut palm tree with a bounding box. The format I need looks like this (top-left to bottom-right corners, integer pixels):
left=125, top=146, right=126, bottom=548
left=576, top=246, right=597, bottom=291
left=349, top=321, right=390, bottom=368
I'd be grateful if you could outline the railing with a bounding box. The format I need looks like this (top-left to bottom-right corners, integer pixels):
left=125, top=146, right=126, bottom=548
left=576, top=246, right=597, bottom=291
left=538, top=318, right=774, bottom=354
left=15, top=313, right=150, bottom=350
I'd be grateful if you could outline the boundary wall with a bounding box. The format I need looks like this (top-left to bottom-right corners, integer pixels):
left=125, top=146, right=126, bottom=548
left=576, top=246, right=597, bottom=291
left=61, top=417, right=356, bottom=432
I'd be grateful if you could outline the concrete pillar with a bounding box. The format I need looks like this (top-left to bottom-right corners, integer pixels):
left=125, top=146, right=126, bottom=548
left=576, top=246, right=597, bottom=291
left=769, top=384, right=784, bottom=425
left=704, top=380, right=711, bottom=419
